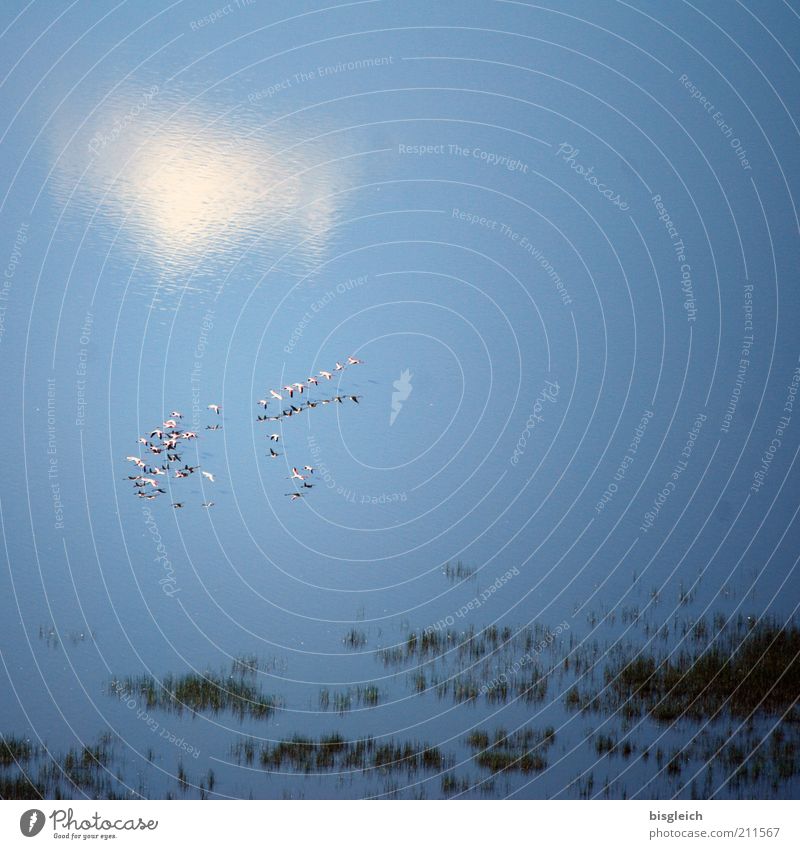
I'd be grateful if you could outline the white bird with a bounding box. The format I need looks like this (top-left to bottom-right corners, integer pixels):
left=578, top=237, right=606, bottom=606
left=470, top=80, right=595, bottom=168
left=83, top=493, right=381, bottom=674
left=303, top=465, right=314, bottom=473
left=269, top=434, right=280, bottom=442
left=170, top=411, right=183, bottom=418
left=347, top=356, right=363, bottom=365
left=319, top=370, right=333, bottom=380
left=136, top=437, right=149, bottom=445
left=202, top=502, right=214, bottom=508
left=289, top=468, right=306, bottom=481
left=334, top=362, right=346, bottom=371
left=257, top=399, right=269, bottom=408
left=268, top=448, right=280, bottom=458
left=283, top=385, right=295, bottom=397
left=208, top=404, right=221, bottom=415
left=162, top=419, right=178, bottom=429
left=307, top=376, right=319, bottom=385
left=292, top=382, right=305, bottom=393
left=286, top=492, right=303, bottom=501
left=270, top=390, right=283, bottom=401
left=181, top=431, right=198, bottom=440
left=201, top=471, right=215, bottom=483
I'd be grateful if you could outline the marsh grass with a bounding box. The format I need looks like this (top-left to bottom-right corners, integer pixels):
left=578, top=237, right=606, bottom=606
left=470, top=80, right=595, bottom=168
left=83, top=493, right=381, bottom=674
left=467, top=726, right=555, bottom=774
left=232, top=734, right=447, bottom=775
left=110, top=671, right=280, bottom=719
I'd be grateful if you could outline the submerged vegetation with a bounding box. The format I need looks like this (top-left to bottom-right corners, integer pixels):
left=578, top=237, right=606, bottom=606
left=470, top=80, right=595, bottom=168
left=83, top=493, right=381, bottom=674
left=5, top=609, right=797, bottom=799
left=232, top=734, right=448, bottom=775
left=569, top=617, right=800, bottom=721
left=467, top=726, right=556, bottom=774
left=109, top=670, right=280, bottom=719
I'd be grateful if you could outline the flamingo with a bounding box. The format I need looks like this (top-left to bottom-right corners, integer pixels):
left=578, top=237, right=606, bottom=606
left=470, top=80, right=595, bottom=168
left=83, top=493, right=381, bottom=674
left=347, top=356, right=363, bottom=365
left=307, top=376, right=319, bottom=386
left=269, top=434, right=280, bottom=442
left=289, top=468, right=306, bottom=481
left=268, top=448, right=280, bottom=458
left=349, top=395, right=362, bottom=404
left=206, top=424, right=222, bottom=430
left=258, top=399, right=269, bottom=408
left=283, top=385, right=295, bottom=397
left=173, top=503, right=184, bottom=509
left=292, top=382, right=305, bottom=394
left=201, top=502, right=215, bottom=508
left=208, top=404, right=221, bottom=415
left=201, top=471, right=215, bottom=483
left=334, top=362, right=346, bottom=371
left=286, top=492, right=303, bottom=501
left=303, top=465, right=314, bottom=473
left=170, top=411, right=183, bottom=418
left=163, top=419, right=178, bottom=429
left=319, top=370, right=333, bottom=380
left=270, top=390, right=283, bottom=401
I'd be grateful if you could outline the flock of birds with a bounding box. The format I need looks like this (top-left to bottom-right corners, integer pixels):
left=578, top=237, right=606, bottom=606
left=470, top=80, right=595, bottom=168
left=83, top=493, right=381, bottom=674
left=124, top=356, right=365, bottom=508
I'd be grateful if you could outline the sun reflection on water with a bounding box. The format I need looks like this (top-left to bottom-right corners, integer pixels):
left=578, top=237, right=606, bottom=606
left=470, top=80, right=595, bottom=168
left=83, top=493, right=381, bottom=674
left=51, top=86, right=352, bottom=293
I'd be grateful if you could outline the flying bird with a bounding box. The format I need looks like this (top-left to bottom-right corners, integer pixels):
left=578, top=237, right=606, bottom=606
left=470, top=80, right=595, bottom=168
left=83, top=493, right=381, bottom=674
left=201, top=471, right=215, bottom=483
left=269, top=434, right=280, bottom=442
left=347, top=356, right=363, bottom=365
left=319, top=370, right=333, bottom=380
left=208, top=404, right=221, bottom=414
